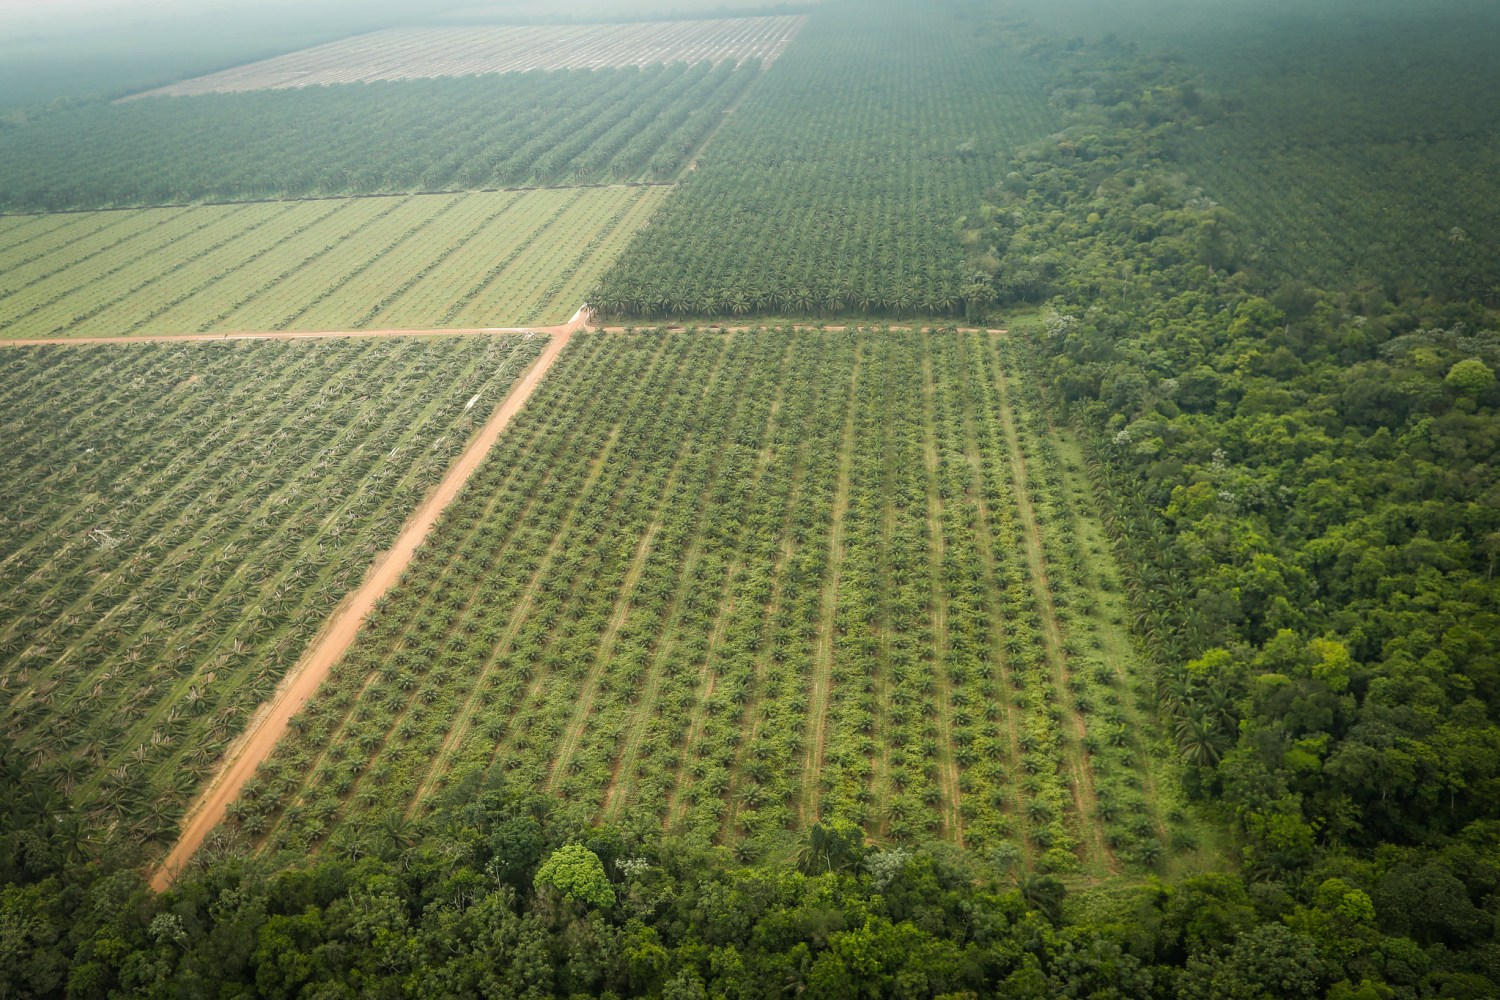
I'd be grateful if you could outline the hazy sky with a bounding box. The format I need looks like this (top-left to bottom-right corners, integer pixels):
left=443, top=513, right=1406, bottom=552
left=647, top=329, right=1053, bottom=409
left=0, top=0, right=344, bottom=20
left=0, top=0, right=223, bottom=26
left=0, top=0, right=186, bottom=12
left=0, top=0, right=271, bottom=7
left=0, top=0, right=429, bottom=37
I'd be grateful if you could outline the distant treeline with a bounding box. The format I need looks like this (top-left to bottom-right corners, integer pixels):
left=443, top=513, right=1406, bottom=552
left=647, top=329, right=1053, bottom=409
left=1165, top=2, right=1500, bottom=307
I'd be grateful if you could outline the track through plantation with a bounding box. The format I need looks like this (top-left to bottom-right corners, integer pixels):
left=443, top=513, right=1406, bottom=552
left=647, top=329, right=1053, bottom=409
left=0, top=335, right=543, bottom=846
left=152, top=325, right=575, bottom=889
left=217, top=330, right=1191, bottom=878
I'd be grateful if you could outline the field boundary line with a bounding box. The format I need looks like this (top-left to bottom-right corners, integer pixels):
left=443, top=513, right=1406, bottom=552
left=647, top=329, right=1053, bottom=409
left=269, top=340, right=610, bottom=843
left=989, top=340, right=1118, bottom=877
left=0, top=183, right=675, bottom=221
left=798, top=342, right=862, bottom=827
left=919, top=339, right=964, bottom=845
left=126, top=341, right=542, bottom=795
left=149, top=320, right=579, bottom=891
left=294, top=332, right=630, bottom=837
left=1, top=325, right=1012, bottom=349
left=0, top=325, right=569, bottom=348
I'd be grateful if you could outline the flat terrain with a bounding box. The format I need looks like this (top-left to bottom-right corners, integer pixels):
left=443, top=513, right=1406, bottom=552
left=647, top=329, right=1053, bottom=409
left=132, top=18, right=806, bottom=98
left=439, top=1, right=825, bottom=20
left=1, top=64, right=755, bottom=213
left=152, top=324, right=576, bottom=890
left=229, top=331, right=1191, bottom=877
left=1169, top=46, right=1500, bottom=299
left=0, top=335, right=543, bottom=840
left=591, top=3, right=1061, bottom=319
left=0, top=187, right=666, bottom=338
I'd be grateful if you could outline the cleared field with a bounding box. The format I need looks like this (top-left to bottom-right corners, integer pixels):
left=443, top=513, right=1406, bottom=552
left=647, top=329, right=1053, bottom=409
left=227, top=331, right=1193, bottom=877
left=132, top=17, right=806, bottom=98
left=0, top=335, right=544, bottom=842
left=0, top=187, right=667, bottom=338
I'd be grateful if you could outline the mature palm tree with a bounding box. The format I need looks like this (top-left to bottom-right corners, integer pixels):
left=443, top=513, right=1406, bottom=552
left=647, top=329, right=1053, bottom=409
left=1174, top=710, right=1228, bottom=768
left=892, top=283, right=918, bottom=316
left=50, top=812, right=98, bottom=865
left=375, top=809, right=418, bottom=858
left=1200, top=685, right=1238, bottom=732
left=124, top=794, right=177, bottom=842
left=1157, top=669, right=1198, bottom=715
left=1017, top=872, right=1067, bottom=922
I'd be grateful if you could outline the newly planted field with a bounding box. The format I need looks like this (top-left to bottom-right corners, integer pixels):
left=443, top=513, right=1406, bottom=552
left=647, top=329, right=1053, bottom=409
left=0, top=335, right=545, bottom=842
left=0, top=188, right=665, bottom=338
left=225, top=331, right=1193, bottom=877
left=2, top=64, right=752, bottom=212
left=132, top=18, right=806, bottom=98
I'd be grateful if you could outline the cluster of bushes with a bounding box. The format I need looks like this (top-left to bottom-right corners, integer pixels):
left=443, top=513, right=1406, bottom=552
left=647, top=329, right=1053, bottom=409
left=9, top=762, right=1487, bottom=999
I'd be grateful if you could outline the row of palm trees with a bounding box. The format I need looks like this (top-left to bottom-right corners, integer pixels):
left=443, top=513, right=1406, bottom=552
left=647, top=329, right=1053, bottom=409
left=589, top=275, right=985, bottom=320
left=231, top=332, right=1172, bottom=870
left=2, top=336, right=543, bottom=844
left=0, top=62, right=744, bottom=213
left=1049, top=358, right=1243, bottom=775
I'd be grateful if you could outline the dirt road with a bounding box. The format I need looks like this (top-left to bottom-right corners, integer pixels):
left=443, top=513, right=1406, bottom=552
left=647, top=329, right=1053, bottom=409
left=0, top=323, right=576, bottom=349
left=148, top=315, right=581, bottom=892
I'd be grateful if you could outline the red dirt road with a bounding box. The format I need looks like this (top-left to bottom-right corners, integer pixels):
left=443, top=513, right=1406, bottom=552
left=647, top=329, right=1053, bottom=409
left=149, top=317, right=580, bottom=892
left=0, top=324, right=573, bottom=348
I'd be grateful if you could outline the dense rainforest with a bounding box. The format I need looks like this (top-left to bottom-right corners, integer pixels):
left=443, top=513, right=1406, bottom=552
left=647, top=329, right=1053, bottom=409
left=3, top=6, right=1499, bottom=999
left=983, top=33, right=1500, bottom=855
left=9, top=754, right=1487, bottom=1000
